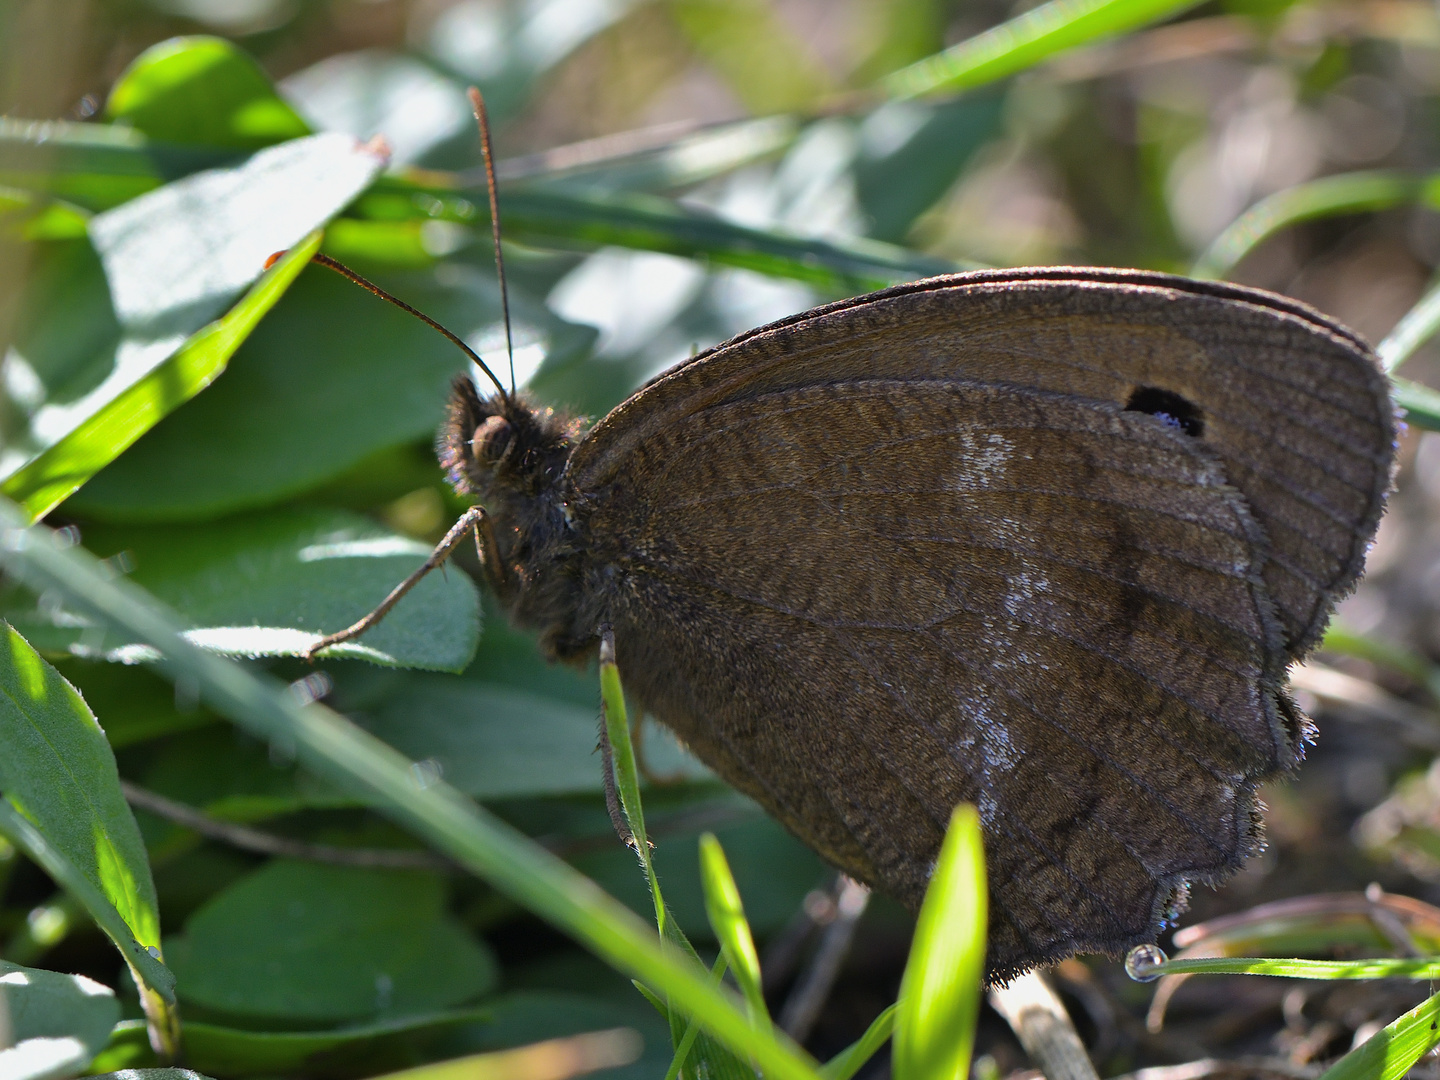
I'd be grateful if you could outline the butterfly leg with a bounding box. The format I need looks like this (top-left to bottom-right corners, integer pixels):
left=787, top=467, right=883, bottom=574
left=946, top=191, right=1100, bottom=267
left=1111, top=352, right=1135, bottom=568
left=301, top=505, right=487, bottom=661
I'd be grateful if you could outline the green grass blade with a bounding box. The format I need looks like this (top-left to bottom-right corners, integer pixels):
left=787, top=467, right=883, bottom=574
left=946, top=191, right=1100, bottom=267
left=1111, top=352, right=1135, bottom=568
left=698, top=834, right=768, bottom=1023
left=373, top=177, right=964, bottom=292
left=600, top=645, right=756, bottom=1080
left=883, top=0, right=1204, bottom=101
left=0, top=232, right=322, bottom=522
left=663, top=957, right=730, bottom=1080
left=599, top=643, right=662, bottom=926
left=1152, top=957, right=1440, bottom=979
left=1392, top=376, right=1440, bottom=434
left=1316, top=989, right=1440, bottom=1080
left=1193, top=171, right=1437, bottom=281
left=823, top=1003, right=897, bottom=1080
left=1380, top=279, right=1440, bottom=372
left=893, top=804, right=986, bottom=1080
left=0, top=502, right=822, bottom=1080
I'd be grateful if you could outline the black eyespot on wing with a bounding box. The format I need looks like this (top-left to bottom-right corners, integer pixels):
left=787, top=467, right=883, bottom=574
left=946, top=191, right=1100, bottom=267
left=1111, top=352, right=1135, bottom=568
left=1125, top=386, right=1204, bottom=437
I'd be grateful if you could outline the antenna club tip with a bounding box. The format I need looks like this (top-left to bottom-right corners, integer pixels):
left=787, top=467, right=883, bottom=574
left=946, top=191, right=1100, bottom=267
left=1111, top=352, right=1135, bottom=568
left=264, top=251, right=287, bottom=270
left=360, top=134, right=392, bottom=160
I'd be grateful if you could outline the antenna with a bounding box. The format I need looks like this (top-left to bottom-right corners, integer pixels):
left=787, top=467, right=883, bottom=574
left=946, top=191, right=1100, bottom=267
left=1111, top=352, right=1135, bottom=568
left=468, top=86, right=516, bottom=397
left=272, top=251, right=511, bottom=402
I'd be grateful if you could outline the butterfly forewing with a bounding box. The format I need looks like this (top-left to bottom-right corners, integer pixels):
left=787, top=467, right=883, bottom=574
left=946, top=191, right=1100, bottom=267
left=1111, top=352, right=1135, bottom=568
left=561, top=270, right=1393, bottom=977
left=582, top=383, right=1288, bottom=977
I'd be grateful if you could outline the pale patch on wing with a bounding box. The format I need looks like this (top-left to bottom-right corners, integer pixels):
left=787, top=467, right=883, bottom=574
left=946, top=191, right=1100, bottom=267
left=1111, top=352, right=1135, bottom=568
left=946, top=430, right=1014, bottom=491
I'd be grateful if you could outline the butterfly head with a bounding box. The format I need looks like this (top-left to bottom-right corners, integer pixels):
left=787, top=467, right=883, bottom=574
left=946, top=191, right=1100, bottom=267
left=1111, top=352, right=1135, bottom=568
left=439, top=376, right=583, bottom=501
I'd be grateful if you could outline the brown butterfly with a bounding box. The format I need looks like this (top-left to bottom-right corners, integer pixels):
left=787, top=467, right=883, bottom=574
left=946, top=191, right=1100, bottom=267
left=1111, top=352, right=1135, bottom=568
left=305, top=254, right=1394, bottom=980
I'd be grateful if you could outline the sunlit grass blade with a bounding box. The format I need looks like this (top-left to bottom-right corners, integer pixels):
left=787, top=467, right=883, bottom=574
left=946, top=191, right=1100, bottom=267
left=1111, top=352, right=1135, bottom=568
left=599, top=642, right=660, bottom=923
left=663, top=956, right=729, bottom=1080
left=893, top=804, right=986, bottom=1080
left=0, top=501, right=821, bottom=1080
left=600, top=645, right=757, bottom=1080
left=1392, top=376, right=1440, bottom=434
left=823, top=1003, right=896, bottom=1080
left=698, top=834, right=768, bottom=1023
left=1, top=232, right=322, bottom=522
left=1192, top=171, right=1438, bottom=281
left=1322, top=627, right=1440, bottom=700
left=1315, top=989, right=1440, bottom=1080
left=1380, top=278, right=1440, bottom=372
left=883, top=0, right=1204, bottom=101
left=364, top=1028, right=643, bottom=1080
left=1151, top=957, right=1440, bottom=979
left=374, top=177, right=964, bottom=292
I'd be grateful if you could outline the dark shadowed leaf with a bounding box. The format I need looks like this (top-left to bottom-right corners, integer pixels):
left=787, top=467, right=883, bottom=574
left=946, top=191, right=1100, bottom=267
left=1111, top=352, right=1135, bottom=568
left=11, top=509, right=480, bottom=670
left=164, top=860, right=497, bottom=1022
left=356, top=676, right=706, bottom=799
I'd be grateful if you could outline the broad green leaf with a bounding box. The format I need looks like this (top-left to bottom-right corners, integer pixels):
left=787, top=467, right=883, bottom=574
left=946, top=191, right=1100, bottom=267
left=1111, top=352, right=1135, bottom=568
left=1316, top=990, right=1440, bottom=1080
left=67, top=264, right=592, bottom=522
left=823, top=1004, right=897, bottom=1080
left=165, top=860, right=497, bottom=1022
left=106, top=36, right=312, bottom=150
left=667, top=0, right=832, bottom=114
left=893, top=804, right=985, bottom=1080
left=358, top=677, right=706, bottom=798
left=884, top=0, right=1206, bottom=100
left=57, top=660, right=216, bottom=748
left=1193, top=172, right=1440, bottom=281
left=697, top=835, right=766, bottom=1022
left=0, top=960, right=120, bottom=1080
left=0, top=502, right=825, bottom=1080
left=2, top=236, right=321, bottom=522
left=0, top=623, right=172, bottom=999
left=854, top=95, right=1004, bottom=243
left=13, top=509, right=480, bottom=671
left=0, top=135, right=386, bottom=511
left=134, top=726, right=351, bottom=823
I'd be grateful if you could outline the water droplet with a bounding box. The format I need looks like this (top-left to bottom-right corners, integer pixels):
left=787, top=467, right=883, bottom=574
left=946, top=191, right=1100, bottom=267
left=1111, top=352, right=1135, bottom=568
left=1125, top=943, right=1168, bottom=982
left=146, top=945, right=161, bottom=959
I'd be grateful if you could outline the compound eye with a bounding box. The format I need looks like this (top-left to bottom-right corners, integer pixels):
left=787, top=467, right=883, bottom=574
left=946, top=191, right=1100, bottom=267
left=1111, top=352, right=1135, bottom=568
left=472, top=415, right=514, bottom=464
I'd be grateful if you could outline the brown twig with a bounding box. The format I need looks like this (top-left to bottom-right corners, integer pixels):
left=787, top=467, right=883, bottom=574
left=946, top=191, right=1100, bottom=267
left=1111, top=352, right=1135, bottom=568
left=120, top=781, right=451, bottom=871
